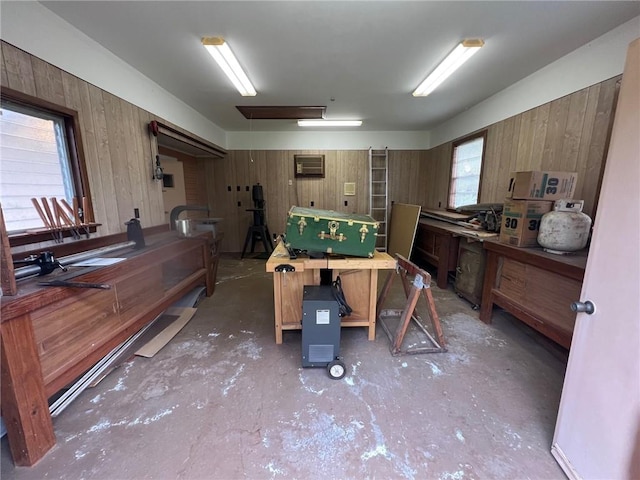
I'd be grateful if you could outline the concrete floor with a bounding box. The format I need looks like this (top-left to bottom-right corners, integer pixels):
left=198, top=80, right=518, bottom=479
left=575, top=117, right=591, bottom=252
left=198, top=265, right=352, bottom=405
left=2, top=254, right=568, bottom=479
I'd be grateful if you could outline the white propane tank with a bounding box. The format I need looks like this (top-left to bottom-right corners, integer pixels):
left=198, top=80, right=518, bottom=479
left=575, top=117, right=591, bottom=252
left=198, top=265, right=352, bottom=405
left=537, top=199, right=592, bottom=254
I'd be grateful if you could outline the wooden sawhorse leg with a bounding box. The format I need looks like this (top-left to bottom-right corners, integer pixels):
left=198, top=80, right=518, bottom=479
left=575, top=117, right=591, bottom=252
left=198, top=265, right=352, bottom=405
left=376, top=254, right=447, bottom=356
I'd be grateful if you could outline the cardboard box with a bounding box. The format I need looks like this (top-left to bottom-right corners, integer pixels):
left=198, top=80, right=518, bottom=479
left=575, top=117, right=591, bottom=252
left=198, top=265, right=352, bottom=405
left=507, top=171, right=577, bottom=200
left=499, top=200, right=553, bottom=247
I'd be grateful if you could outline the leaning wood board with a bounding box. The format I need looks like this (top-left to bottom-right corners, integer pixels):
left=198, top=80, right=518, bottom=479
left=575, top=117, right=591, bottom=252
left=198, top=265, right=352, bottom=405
left=387, top=203, right=421, bottom=260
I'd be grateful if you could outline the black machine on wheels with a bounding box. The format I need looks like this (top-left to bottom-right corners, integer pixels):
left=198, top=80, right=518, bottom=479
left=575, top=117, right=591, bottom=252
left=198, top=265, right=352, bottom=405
left=301, top=283, right=350, bottom=379
left=241, top=184, right=274, bottom=258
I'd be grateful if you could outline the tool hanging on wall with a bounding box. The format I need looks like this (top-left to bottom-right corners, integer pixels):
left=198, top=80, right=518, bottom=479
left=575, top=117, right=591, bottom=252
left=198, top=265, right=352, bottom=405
left=148, top=120, right=164, bottom=181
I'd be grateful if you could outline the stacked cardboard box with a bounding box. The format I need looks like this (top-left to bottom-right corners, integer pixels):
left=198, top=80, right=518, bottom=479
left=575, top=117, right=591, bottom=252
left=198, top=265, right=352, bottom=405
left=500, top=171, right=577, bottom=247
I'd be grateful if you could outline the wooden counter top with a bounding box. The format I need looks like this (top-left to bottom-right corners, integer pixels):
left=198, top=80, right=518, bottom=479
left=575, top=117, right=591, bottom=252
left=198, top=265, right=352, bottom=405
left=2, top=231, right=211, bottom=322
left=418, top=217, right=498, bottom=241
left=482, top=238, right=587, bottom=281
left=265, top=240, right=396, bottom=272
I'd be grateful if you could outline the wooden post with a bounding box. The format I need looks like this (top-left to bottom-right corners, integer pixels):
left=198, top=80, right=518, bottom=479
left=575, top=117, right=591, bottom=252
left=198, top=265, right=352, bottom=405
left=0, top=205, right=17, bottom=296
left=1, top=315, right=56, bottom=466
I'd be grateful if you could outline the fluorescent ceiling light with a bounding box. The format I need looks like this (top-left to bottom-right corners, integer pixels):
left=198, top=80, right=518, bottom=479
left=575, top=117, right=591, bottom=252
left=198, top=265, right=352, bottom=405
left=298, top=120, right=362, bottom=127
left=413, top=39, right=484, bottom=97
left=202, top=36, right=256, bottom=97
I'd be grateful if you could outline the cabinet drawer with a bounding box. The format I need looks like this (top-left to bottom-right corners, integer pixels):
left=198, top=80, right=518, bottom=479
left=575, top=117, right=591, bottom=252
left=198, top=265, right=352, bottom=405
left=497, top=258, right=580, bottom=334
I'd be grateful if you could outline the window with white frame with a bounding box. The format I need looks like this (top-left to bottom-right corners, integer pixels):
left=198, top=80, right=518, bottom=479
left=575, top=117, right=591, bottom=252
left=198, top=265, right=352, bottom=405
left=448, top=133, right=486, bottom=209
left=0, top=92, right=86, bottom=235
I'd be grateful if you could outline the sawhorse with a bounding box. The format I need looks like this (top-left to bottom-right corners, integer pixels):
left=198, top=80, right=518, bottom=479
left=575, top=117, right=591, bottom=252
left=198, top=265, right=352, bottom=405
left=376, top=254, right=447, bottom=356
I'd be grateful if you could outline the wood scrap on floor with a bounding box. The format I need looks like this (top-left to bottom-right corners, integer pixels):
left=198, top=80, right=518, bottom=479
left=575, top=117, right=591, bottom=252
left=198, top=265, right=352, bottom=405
left=135, top=307, right=197, bottom=358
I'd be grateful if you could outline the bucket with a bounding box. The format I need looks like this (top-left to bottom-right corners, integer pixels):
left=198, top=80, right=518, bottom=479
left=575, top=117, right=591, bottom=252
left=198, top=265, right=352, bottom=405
left=175, top=219, right=193, bottom=238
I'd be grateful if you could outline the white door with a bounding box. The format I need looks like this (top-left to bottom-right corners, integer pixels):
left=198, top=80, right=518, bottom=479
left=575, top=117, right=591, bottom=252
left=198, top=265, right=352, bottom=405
left=160, top=155, right=186, bottom=224
left=551, top=38, right=640, bottom=479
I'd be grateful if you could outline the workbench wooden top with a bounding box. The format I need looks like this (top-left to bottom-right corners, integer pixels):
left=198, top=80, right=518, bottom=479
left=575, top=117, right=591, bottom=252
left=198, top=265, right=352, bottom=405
left=419, top=217, right=498, bottom=241
left=265, top=241, right=396, bottom=272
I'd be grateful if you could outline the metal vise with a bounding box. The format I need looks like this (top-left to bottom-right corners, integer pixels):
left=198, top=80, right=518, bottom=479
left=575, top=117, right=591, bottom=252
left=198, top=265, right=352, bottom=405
left=14, top=252, right=68, bottom=276
left=169, top=205, right=210, bottom=230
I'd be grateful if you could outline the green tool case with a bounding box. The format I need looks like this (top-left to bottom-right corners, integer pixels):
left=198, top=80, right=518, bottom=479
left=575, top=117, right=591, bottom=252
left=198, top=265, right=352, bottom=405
left=285, top=206, right=379, bottom=258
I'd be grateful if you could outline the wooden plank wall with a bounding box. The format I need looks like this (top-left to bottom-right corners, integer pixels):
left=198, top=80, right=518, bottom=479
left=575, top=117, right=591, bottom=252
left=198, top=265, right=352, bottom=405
left=208, top=69, right=618, bottom=253
left=418, top=76, right=620, bottom=216
left=1, top=41, right=170, bottom=247
left=206, top=150, right=379, bottom=251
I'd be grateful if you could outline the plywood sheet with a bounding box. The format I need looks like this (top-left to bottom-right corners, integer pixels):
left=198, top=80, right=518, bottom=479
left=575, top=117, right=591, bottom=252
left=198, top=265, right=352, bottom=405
left=387, top=203, right=421, bottom=259
left=135, top=307, right=197, bottom=358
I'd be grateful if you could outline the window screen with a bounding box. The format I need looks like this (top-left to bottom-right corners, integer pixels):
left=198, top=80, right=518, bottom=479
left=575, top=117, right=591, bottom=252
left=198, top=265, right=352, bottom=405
left=0, top=103, right=74, bottom=233
left=448, top=134, right=485, bottom=209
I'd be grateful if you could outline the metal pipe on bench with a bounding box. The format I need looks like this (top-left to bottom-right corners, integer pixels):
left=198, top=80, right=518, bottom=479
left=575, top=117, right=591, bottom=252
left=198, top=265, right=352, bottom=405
left=14, top=241, right=136, bottom=279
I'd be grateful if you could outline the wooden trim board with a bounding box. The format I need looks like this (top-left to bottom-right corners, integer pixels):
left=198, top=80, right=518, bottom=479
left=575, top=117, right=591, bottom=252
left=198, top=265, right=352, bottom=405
left=135, top=307, right=197, bottom=357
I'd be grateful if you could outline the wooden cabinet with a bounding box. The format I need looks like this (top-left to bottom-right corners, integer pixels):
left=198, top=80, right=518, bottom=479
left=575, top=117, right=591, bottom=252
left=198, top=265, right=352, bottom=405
left=412, top=219, right=461, bottom=288
left=454, top=239, right=486, bottom=308
left=480, top=239, right=586, bottom=348
left=0, top=232, right=213, bottom=466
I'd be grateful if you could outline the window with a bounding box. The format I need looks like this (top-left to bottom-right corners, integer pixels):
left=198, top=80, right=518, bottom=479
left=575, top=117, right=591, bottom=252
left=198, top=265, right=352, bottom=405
left=0, top=89, right=88, bottom=236
left=448, top=132, right=486, bottom=209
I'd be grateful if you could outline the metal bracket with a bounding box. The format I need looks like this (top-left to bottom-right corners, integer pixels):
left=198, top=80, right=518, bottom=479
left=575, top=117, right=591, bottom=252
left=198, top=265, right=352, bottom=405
left=275, top=264, right=296, bottom=273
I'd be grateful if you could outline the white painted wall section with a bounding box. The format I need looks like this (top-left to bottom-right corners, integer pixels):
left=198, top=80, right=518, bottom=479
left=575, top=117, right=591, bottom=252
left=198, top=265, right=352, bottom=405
left=226, top=130, right=430, bottom=150
left=0, top=1, right=227, bottom=148
left=429, top=16, right=640, bottom=148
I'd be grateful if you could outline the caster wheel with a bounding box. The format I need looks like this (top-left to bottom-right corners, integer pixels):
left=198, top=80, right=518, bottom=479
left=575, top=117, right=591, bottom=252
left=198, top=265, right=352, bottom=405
left=327, top=360, right=346, bottom=380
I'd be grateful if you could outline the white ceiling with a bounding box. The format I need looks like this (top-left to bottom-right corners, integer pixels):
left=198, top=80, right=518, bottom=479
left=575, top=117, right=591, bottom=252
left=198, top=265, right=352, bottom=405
left=41, top=1, right=639, bottom=133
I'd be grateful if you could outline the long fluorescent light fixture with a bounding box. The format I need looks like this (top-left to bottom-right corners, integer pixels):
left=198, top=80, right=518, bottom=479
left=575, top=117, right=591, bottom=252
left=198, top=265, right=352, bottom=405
left=413, top=39, right=484, bottom=97
left=202, top=37, right=256, bottom=97
left=298, top=120, right=362, bottom=127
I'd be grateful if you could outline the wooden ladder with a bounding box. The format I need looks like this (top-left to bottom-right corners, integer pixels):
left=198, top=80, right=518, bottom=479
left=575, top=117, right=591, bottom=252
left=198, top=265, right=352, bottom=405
left=376, top=254, right=447, bottom=356
left=369, top=147, right=388, bottom=252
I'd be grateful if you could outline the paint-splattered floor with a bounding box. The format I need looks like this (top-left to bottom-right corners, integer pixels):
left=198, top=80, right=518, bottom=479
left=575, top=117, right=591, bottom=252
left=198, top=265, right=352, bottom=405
left=1, top=255, right=568, bottom=479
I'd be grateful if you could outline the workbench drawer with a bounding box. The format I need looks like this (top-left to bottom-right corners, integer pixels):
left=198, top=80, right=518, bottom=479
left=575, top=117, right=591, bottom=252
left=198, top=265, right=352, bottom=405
left=497, top=257, right=580, bottom=335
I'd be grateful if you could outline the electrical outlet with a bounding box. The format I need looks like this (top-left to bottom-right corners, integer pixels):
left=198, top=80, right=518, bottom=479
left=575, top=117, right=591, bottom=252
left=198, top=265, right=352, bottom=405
left=310, top=201, right=314, bottom=207
left=344, top=201, right=348, bottom=207
left=288, top=179, right=293, bottom=186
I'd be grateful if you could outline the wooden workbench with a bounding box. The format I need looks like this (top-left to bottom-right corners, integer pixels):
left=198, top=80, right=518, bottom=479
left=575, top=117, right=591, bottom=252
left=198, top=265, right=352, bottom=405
left=413, top=217, right=497, bottom=289
left=1, top=231, right=213, bottom=466
left=479, top=239, right=587, bottom=348
left=265, top=242, right=396, bottom=344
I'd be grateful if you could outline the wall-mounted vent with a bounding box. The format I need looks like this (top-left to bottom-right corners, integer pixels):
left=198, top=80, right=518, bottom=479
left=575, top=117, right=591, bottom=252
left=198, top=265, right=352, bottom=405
left=294, top=155, right=325, bottom=178
left=344, top=182, right=356, bottom=196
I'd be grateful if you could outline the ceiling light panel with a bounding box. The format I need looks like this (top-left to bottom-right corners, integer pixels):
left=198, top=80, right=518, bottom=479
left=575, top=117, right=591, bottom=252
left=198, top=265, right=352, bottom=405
left=413, top=39, right=484, bottom=97
left=202, top=37, right=256, bottom=97
left=298, top=120, right=363, bottom=127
